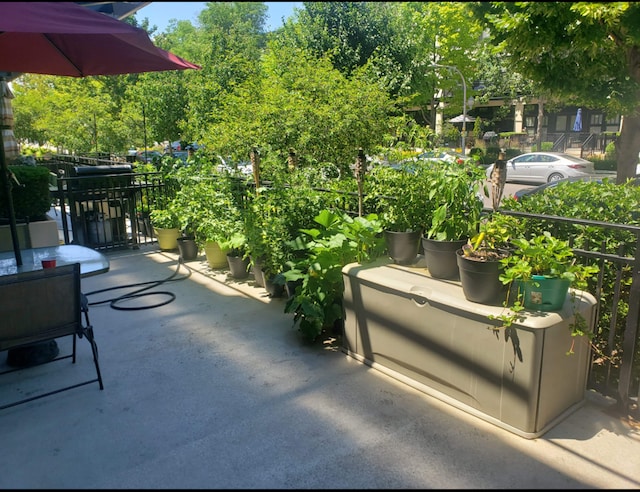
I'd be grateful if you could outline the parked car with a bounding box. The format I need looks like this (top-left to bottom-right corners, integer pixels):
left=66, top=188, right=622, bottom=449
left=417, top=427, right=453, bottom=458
left=411, top=149, right=473, bottom=165
left=218, top=161, right=253, bottom=176
left=485, top=151, right=595, bottom=184
left=163, top=150, right=189, bottom=162
left=135, top=150, right=162, bottom=163
left=390, top=149, right=474, bottom=171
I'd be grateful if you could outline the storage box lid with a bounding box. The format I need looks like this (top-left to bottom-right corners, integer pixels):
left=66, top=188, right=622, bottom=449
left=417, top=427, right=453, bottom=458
left=342, top=259, right=596, bottom=330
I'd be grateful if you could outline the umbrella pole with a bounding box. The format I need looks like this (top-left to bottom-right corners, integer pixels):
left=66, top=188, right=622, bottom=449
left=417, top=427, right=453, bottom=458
left=0, top=124, right=22, bottom=265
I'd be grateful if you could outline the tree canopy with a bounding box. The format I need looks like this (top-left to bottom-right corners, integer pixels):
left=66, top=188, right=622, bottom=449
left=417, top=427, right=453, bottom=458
left=9, top=1, right=638, bottom=181
left=471, top=1, right=640, bottom=182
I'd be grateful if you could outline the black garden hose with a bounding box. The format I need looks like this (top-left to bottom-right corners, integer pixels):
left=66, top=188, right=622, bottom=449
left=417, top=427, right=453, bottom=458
left=83, top=257, right=193, bottom=311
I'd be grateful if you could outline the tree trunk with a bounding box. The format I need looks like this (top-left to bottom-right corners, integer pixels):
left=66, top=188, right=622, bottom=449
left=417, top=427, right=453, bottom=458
left=616, top=112, right=640, bottom=184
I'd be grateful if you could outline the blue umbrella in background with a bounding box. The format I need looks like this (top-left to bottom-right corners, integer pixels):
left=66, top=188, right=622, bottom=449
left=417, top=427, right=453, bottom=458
left=573, top=108, right=583, bottom=132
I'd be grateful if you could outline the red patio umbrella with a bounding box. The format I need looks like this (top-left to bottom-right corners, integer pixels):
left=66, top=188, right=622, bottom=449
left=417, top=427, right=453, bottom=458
left=0, top=2, right=200, bottom=265
left=0, top=2, right=200, bottom=76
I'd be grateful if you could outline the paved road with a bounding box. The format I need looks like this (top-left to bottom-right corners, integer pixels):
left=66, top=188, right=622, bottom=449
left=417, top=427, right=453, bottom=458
left=481, top=181, right=532, bottom=209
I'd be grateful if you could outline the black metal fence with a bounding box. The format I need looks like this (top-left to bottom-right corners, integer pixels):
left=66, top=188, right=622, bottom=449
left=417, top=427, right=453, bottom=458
left=46, top=160, right=176, bottom=250
left=497, top=209, right=640, bottom=418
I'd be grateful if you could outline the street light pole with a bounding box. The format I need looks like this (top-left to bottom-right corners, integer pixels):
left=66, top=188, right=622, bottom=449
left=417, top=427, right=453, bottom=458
left=431, top=64, right=467, bottom=156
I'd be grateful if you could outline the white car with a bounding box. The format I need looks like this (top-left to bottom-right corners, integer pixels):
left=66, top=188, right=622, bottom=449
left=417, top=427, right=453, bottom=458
left=410, top=149, right=473, bottom=166
left=485, top=151, right=595, bottom=184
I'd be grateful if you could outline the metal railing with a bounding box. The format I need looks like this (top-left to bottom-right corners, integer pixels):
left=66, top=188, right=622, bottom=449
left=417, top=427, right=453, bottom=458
left=497, top=209, right=640, bottom=417
left=47, top=162, right=176, bottom=250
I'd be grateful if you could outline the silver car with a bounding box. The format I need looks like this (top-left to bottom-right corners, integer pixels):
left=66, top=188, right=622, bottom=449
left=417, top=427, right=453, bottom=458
left=485, top=151, right=595, bottom=184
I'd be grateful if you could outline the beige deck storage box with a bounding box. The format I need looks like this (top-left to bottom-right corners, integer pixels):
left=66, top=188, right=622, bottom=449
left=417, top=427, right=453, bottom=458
left=342, top=259, right=597, bottom=439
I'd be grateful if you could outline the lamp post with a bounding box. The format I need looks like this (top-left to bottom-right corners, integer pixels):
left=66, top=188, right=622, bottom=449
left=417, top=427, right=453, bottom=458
left=431, top=64, right=467, bottom=155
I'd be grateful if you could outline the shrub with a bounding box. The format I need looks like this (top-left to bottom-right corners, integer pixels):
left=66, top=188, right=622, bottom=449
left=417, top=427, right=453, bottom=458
left=0, top=165, right=52, bottom=221
left=605, top=141, right=616, bottom=160
left=541, top=141, right=554, bottom=151
left=483, top=146, right=501, bottom=164
left=468, top=147, right=484, bottom=159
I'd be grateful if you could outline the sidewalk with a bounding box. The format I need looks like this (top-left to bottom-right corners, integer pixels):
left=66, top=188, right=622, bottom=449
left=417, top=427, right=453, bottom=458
left=0, top=247, right=639, bottom=488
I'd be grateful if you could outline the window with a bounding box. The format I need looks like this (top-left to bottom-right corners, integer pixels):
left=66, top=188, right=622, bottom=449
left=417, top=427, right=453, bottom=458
left=556, top=115, right=567, bottom=132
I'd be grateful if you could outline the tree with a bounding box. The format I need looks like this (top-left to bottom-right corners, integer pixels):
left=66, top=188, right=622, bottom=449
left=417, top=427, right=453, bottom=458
left=472, top=2, right=640, bottom=183
left=395, top=2, right=484, bottom=128
left=204, top=37, right=397, bottom=178
left=180, top=2, right=268, bottom=140
left=13, top=74, right=129, bottom=153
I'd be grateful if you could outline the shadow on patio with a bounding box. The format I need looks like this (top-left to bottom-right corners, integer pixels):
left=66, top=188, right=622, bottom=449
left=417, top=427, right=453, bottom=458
left=1, top=245, right=639, bottom=488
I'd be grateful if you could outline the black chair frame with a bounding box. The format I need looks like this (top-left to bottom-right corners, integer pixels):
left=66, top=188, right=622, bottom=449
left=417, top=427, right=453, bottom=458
left=0, top=263, right=104, bottom=410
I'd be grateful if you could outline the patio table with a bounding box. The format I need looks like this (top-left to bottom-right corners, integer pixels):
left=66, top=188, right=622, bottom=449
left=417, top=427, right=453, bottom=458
left=0, top=244, right=109, bottom=367
left=0, top=244, right=109, bottom=277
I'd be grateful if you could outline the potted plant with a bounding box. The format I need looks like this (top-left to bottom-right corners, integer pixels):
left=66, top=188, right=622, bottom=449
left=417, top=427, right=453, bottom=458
left=196, top=187, right=241, bottom=269
left=169, top=174, right=243, bottom=269
left=455, top=213, right=521, bottom=304
left=499, top=231, right=599, bottom=312
left=422, top=164, right=486, bottom=279
left=220, top=231, right=250, bottom=279
left=149, top=207, right=180, bottom=251
left=244, top=173, right=334, bottom=295
left=282, top=209, right=386, bottom=342
left=169, top=187, right=200, bottom=261
left=365, top=165, right=432, bottom=265
left=0, top=164, right=59, bottom=249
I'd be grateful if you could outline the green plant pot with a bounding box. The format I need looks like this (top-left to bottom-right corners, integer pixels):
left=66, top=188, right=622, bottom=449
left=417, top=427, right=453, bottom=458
left=204, top=241, right=229, bottom=269
left=520, top=275, right=570, bottom=311
left=155, top=227, right=180, bottom=251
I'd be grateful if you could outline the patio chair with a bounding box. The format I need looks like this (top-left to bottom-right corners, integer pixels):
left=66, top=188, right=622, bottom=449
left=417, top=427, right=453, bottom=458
left=0, top=263, right=104, bottom=410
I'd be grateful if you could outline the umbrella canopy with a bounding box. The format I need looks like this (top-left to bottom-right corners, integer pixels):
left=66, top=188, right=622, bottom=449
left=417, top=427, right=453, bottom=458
left=0, top=2, right=200, bottom=77
left=0, top=2, right=200, bottom=266
left=573, top=108, right=583, bottom=132
left=448, top=114, right=476, bottom=124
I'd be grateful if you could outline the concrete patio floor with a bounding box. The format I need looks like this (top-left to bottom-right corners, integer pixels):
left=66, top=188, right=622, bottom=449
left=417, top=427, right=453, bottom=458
left=1, top=245, right=640, bottom=489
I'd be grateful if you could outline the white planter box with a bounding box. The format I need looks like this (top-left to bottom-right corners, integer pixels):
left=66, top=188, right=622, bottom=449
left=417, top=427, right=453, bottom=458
left=0, top=216, right=59, bottom=252
left=28, top=216, right=59, bottom=248
left=342, top=258, right=597, bottom=439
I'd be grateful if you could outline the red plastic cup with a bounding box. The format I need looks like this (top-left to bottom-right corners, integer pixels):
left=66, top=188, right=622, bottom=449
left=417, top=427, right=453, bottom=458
left=41, top=258, right=57, bottom=269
